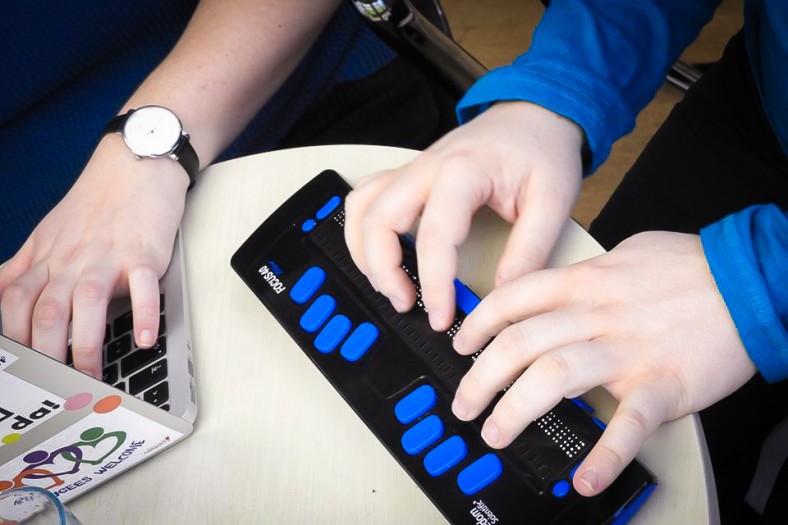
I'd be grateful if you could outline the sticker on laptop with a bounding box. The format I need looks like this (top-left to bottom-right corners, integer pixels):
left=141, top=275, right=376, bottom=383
left=0, top=349, right=18, bottom=372
left=0, top=394, right=183, bottom=500
left=0, top=372, right=65, bottom=447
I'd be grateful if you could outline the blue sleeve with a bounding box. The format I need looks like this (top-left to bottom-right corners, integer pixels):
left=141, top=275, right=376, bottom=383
left=700, top=205, right=788, bottom=383
left=456, top=0, right=720, bottom=173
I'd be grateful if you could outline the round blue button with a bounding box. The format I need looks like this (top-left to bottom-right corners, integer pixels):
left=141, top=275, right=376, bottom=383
left=301, top=219, right=316, bottom=232
left=552, top=479, right=571, bottom=498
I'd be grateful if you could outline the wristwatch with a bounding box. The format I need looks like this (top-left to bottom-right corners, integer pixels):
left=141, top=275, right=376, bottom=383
left=104, top=105, right=199, bottom=189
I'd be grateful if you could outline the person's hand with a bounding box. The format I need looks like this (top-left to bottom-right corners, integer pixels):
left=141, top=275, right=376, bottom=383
left=0, top=139, right=189, bottom=378
left=345, top=101, right=584, bottom=331
left=450, top=231, right=757, bottom=496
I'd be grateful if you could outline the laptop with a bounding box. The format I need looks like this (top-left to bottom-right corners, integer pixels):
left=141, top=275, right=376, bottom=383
left=0, top=232, right=197, bottom=502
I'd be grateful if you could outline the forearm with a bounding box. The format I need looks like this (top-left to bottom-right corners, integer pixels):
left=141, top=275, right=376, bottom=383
left=700, top=204, right=788, bottom=382
left=117, top=0, right=343, bottom=168
left=458, top=0, right=720, bottom=173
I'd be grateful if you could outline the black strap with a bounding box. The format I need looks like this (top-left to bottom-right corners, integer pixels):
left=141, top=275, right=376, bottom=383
left=103, top=113, right=127, bottom=135
left=172, top=137, right=199, bottom=189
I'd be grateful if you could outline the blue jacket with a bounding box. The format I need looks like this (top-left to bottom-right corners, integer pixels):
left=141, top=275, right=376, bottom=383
left=457, top=0, right=787, bottom=382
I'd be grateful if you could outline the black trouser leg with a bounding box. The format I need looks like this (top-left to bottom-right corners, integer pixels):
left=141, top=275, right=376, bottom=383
left=279, top=56, right=459, bottom=150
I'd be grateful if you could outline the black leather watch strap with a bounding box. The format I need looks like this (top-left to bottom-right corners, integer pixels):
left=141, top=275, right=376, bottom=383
left=104, top=109, right=199, bottom=189
left=171, top=137, right=199, bottom=190
left=103, top=113, right=127, bottom=135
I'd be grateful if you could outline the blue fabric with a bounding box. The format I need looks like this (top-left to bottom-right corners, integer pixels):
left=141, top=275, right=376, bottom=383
left=455, top=0, right=787, bottom=382
left=0, top=1, right=394, bottom=261
left=701, top=206, right=788, bottom=382
left=457, top=0, right=719, bottom=173
left=743, top=2, right=788, bottom=157
left=0, top=0, right=197, bottom=261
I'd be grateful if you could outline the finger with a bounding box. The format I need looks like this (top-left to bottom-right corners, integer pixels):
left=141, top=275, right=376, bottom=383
left=0, top=264, right=50, bottom=345
left=495, top=176, right=578, bottom=286
left=454, top=267, right=572, bottom=354
left=344, top=169, right=399, bottom=275
left=416, top=166, right=489, bottom=331
left=358, top=169, right=431, bottom=312
left=71, top=265, right=117, bottom=379
left=128, top=263, right=162, bottom=349
left=573, top=384, right=668, bottom=496
left=452, top=309, right=599, bottom=421
left=352, top=169, right=392, bottom=191
left=479, top=341, right=619, bottom=449
left=30, top=274, right=78, bottom=364
left=0, top=244, right=34, bottom=296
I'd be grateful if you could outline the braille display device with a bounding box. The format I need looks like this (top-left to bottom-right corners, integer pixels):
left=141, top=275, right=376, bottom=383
left=231, top=170, right=656, bottom=524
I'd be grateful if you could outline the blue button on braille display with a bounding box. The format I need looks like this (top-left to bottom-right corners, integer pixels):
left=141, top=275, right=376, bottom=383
left=340, top=322, right=379, bottom=362
left=424, top=436, right=467, bottom=477
left=299, top=295, right=336, bottom=333
left=314, top=315, right=352, bottom=354
left=394, top=385, right=438, bottom=425
left=401, top=414, right=444, bottom=456
left=301, top=219, right=316, bottom=232
left=316, top=195, right=341, bottom=220
left=290, top=266, right=326, bottom=304
left=454, top=279, right=481, bottom=315
left=570, top=465, right=579, bottom=479
left=457, top=453, right=504, bottom=495
left=552, top=479, right=571, bottom=498
left=570, top=396, right=595, bottom=414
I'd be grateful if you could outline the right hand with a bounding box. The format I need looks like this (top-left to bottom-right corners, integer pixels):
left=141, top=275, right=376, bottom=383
left=0, top=138, right=189, bottom=378
left=450, top=230, right=756, bottom=496
left=344, top=101, right=585, bottom=330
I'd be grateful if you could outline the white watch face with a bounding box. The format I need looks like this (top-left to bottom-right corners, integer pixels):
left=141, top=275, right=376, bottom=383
left=122, top=106, right=183, bottom=157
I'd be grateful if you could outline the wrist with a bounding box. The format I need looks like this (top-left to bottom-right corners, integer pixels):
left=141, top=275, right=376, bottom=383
left=89, top=137, right=191, bottom=196
left=492, top=101, right=586, bottom=151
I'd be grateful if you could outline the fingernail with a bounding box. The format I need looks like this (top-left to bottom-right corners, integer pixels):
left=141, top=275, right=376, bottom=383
left=482, top=421, right=500, bottom=446
left=578, top=469, right=600, bottom=495
left=452, top=397, right=469, bottom=420
left=139, top=329, right=154, bottom=348
left=452, top=332, right=466, bottom=352
left=390, top=294, right=409, bottom=312
left=428, top=310, right=445, bottom=331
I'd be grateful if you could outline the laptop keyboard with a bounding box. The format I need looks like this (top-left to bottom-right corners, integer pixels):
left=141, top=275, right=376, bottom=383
left=67, top=294, right=171, bottom=411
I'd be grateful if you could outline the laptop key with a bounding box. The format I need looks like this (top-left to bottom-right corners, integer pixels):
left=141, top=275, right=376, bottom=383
left=113, top=310, right=134, bottom=338
left=144, top=381, right=170, bottom=406
left=106, top=333, right=133, bottom=363
left=120, top=337, right=167, bottom=377
left=129, top=359, right=168, bottom=396
left=102, top=363, right=119, bottom=385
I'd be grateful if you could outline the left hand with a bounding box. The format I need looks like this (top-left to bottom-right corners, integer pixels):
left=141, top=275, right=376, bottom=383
left=345, top=101, right=584, bottom=331
left=450, top=231, right=756, bottom=496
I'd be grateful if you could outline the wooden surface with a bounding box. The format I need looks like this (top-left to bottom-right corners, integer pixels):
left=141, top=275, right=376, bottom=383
left=69, top=145, right=717, bottom=524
